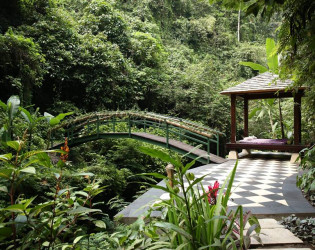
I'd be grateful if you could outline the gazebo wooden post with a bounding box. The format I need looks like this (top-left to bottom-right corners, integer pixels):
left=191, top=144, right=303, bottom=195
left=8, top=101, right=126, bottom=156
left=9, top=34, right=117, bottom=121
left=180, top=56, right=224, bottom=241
left=244, top=97, right=248, bottom=137
left=228, top=94, right=239, bottom=159
left=231, top=94, right=236, bottom=143
left=294, top=94, right=302, bottom=145
left=221, top=72, right=306, bottom=162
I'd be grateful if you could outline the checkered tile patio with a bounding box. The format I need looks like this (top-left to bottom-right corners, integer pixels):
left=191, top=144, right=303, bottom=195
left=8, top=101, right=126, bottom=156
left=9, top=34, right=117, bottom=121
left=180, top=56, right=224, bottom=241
left=117, top=157, right=315, bottom=223
left=187, top=158, right=315, bottom=215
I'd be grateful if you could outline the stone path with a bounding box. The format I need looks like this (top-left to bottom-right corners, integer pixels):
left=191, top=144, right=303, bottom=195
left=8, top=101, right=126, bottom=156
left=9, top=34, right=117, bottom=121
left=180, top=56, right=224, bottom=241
left=117, top=156, right=315, bottom=223
left=248, top=218, right=307, bottom=248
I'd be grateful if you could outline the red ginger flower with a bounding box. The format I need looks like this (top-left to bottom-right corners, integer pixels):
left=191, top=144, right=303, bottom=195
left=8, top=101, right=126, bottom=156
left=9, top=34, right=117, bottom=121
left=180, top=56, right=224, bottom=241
left=207, top=181, right=219, bottom=205
left=60, top=137, right=70, bottom=162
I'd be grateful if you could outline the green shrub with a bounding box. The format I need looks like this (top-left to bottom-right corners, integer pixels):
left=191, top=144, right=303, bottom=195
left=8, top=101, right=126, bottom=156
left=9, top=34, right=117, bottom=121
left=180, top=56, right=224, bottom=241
left=0, top=140, right=107, bottom=249
left=297, top=146, right=315, bottom=204
left=138, top=147, right=261, bottom=249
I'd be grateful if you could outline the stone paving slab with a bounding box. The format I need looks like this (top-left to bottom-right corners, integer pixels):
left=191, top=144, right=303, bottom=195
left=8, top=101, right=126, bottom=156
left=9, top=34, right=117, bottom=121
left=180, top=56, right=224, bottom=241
left=252, top=248, right=311, bottom=249
left=250, top=228, right=303, bottom=245
left=245, top=219, right=304, bottom=247
left=117, top=158, right=315, bottom=223
left=245, top=219, right=284, bottom=229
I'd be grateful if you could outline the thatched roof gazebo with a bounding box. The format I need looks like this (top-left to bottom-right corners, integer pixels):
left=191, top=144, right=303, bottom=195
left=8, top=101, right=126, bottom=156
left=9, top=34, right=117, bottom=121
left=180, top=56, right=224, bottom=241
left=220, top=72, right=306, bottom=162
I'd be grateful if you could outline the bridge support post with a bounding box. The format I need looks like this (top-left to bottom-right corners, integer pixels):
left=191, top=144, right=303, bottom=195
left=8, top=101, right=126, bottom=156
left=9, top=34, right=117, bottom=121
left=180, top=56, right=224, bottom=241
left=96, top=116, right=100, bottom=138
left=207, top=138, right=210, bottom=164
left=166, top=164, right=174, bottom=188
left=144, top=119, right=146, bottom=132
left=216, top=135, right=219, bottom=156
left=50, top=131, right=54, bottom=148
left=179, top=128, right=182, bottom=141
left=128, top=115, right=131, bottom=137
left=112, top=117, right=116, bottom=132
left=166, top=122, right=169, bottom=148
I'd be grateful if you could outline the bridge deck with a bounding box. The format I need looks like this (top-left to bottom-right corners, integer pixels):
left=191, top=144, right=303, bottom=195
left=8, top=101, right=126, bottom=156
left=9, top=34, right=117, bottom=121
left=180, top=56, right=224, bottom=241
left=131, top=132, right=227, bottom=164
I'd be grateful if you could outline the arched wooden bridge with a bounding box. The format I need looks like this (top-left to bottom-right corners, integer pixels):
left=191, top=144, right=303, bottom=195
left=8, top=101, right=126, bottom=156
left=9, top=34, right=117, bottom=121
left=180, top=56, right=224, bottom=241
left=50, top=111, right=227, bottom=164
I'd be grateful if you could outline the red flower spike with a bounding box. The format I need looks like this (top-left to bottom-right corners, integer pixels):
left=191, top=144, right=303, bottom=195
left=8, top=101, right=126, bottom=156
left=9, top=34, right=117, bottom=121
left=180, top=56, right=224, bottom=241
left=207, top=180, right=219, bottom=205
left=60, top=137, right=70, bottom=162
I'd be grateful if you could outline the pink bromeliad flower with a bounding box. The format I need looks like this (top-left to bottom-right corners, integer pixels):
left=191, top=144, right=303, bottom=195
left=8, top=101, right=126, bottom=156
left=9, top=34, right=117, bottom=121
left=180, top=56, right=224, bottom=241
left=207, top=181, right=219, bottom=205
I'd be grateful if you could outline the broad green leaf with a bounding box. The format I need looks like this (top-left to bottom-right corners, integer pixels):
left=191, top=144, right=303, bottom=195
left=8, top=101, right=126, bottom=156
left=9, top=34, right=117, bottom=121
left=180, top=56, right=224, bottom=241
left=55, top=112, right=74, bottom=121
left=7, top=96, right=20, bottom=118
left=0, top=153, right=13, bottom=161
left=49, top=117, right=61, bottom=126
left=22, top=197, right=36, bottom=209
left=266, top=38, right=278, bottom=73
left=58, top=187, right=76, bottom=196
left=45, top=112, right=73, bottom=126
left=74, top=191, right=88, bottom=197
left=34, top=153, right=52, bottom=168
left=20, top=167, right=36, bottom=174
left=73, top=235, right=86, bottom=244
left=94, top=220, right=106, bottom=228
left=0, top=100, right=7, bottom=110
left=310, top=180, right=315, bottom=191
left=21, top=158, right=39, bottom=169
left=267, top=98, right=275, bottom=106
left=0, top=186, right=8, bottom=193
left=154, top=222, right=192, bottom=240
left=6, top=141, right=20, bottom=151
left=2, top=204, right=25, bottom=213
left=0, top=169, right=13, bottom=179
left=42, top=242, right=50, bottom=247
left=19, top=107, right=32, bottom=124
left=248, top=107, right=261, bottom=119
left=30, top=202, right=54, bottom=216
left=239, top=62, right=268, bottom=73
left=67, top=206, right=101, bottom=215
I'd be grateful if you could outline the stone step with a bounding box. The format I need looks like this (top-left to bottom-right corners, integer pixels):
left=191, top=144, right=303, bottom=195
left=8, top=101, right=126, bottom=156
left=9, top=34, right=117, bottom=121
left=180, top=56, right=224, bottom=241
left=253, top=248, right=311, bottom=250
left=248, top=219, right=304, bottom=247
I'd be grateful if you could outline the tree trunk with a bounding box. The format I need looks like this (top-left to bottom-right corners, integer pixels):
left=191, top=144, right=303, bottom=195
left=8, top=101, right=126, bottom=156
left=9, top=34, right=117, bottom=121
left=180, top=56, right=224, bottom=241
left=237, top=8, right=241, bottom=42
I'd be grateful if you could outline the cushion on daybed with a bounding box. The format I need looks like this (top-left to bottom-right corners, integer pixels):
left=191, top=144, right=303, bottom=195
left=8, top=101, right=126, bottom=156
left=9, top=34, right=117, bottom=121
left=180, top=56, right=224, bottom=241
left=239, top=138, right=288, bottom=145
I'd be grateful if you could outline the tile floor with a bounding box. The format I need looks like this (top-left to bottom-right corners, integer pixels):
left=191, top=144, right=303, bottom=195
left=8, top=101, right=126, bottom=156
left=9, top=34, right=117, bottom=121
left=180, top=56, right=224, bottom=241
left=117, top=157, right=315, bottom=222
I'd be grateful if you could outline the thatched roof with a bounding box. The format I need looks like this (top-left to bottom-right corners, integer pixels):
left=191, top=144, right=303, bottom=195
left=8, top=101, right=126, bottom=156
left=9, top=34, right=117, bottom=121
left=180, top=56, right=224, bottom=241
left=220, top=72, right=305, bottom=96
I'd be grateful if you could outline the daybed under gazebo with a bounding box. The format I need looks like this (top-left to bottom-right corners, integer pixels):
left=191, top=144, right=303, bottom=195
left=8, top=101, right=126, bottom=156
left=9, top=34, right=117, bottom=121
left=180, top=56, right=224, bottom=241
left=220, top=72, right=306, bottom=162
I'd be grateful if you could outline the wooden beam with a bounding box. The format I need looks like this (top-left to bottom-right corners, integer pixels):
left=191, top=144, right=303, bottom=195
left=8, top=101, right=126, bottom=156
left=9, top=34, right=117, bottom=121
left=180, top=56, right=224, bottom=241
left=244, top=98, right=248, bottom=137
left=231, top=94, right=236, bottom=143
left=226, top=142, right=306, bottom=153
left=237, top=90, right=305, bottom=100
left=294, top=94, right=302, bottom=144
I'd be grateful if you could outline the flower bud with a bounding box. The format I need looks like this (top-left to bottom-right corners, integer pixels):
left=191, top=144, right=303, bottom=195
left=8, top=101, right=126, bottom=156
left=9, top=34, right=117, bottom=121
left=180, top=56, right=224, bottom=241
left=187, top=173, right=195, bottom=180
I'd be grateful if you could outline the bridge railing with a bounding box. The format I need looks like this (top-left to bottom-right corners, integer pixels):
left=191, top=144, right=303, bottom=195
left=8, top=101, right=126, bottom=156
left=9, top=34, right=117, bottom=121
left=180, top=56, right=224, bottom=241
left=51, top=111, right=224, bottom=161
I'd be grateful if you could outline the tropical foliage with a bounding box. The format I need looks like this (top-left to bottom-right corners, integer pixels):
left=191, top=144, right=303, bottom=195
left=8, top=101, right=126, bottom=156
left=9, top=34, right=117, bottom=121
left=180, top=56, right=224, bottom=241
left=0, top=0, right=314, bottom=248
left=297, top=146, right=315, bottom=205
left=136, top=147, right=261, bottom=249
